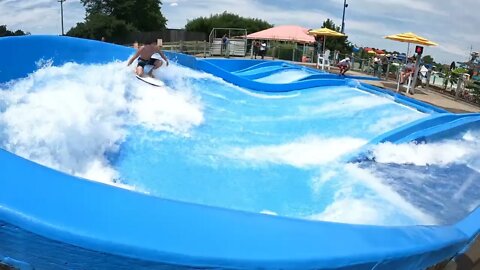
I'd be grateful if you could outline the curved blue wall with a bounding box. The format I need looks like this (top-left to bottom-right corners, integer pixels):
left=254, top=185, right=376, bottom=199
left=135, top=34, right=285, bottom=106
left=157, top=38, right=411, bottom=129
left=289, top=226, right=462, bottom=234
left=1, top=35, right=479, bottom=269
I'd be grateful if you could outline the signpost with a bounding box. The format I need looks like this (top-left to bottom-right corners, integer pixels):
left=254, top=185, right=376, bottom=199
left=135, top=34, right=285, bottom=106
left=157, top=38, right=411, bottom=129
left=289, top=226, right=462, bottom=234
left=408, top=45, right=424, bottom=95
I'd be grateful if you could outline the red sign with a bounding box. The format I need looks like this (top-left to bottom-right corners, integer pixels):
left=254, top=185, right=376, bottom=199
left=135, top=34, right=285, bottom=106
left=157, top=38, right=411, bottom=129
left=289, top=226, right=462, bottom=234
left=415, top=46, right=424, bottom=55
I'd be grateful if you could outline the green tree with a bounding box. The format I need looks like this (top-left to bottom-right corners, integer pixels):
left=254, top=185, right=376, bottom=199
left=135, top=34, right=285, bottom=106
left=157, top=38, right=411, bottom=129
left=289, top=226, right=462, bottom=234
left=443, top=67, right=468, bottom=90
left=67, top=14, right=136, bottom=42
left=185, top=11, right=273, bottom=36
left=422, top=55, right=434, bottom=65
left=0, top=25, right=29, bottom=37
left=80, top=0, right=167, bottom=31
left=69, top=0, right=166, bottom=40
left=319, top=19, right=353, bottom=54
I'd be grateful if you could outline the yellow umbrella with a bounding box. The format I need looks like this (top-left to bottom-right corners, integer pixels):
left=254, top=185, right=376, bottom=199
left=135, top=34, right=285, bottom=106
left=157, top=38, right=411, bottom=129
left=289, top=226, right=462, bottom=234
left=308, top=27, right=346, bottom=56
left=308, top=27, right=345, bottom=37
left=385, top=32, right=438, bottom=46
left=385, top=32, right=438, bottom=63
left=385, top=32, right=438, bottom=94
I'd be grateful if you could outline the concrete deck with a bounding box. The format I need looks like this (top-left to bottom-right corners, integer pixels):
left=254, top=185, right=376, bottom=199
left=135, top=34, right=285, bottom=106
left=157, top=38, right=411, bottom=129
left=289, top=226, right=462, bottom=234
left=338, top=69, right=479, bottom=113
left=299, top=63, right=480, bottom=270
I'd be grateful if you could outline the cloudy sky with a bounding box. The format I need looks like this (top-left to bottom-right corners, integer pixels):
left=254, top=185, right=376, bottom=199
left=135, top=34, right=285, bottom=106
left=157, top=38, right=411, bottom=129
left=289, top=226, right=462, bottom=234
left=1, top=0, right=478, bottom=63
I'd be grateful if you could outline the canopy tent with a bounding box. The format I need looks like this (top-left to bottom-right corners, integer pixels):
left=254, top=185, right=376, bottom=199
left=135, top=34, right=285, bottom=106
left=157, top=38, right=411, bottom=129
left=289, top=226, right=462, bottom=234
left=246, top=25, right=315, bottom=44
left=384, top=32, right=438, bottom=94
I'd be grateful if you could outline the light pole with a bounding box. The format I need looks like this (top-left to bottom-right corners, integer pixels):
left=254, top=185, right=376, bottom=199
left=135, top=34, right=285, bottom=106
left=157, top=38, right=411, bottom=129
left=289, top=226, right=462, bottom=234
left=59, top=0, right=66, bottom=35
left=341, top=0, right=348, bottom=33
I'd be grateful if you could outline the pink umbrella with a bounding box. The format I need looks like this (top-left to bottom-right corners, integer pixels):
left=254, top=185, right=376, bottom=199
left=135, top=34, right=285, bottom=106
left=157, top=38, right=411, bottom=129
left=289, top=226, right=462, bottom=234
left=246, top=25, right=315, bottom=44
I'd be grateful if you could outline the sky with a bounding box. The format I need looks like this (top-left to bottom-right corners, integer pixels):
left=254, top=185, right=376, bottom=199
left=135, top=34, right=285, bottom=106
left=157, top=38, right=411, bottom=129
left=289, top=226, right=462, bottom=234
left=1, top=0, right=478, bottom=64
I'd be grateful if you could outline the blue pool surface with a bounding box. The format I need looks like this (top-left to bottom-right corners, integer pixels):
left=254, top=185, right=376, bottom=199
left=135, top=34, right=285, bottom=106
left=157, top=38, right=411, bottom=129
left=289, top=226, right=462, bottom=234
left=116, top=79, right=428, bottom=224
left=1, top=35, right=480, bottom=270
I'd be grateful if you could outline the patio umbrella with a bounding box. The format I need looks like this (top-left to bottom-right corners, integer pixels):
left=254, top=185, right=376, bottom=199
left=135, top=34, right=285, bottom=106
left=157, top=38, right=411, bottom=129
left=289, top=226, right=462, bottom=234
left=384, top=32, right=438, bottom=94
left=385, top=32, right=438, bottom=63
left=308, top=27, right=345, bottom=55
left=385, top=32, right=438, bottom=46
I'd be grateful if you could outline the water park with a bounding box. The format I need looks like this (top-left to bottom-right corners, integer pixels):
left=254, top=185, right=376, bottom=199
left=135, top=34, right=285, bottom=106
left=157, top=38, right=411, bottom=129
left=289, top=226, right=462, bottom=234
left=1, top=1, right=480, bottom=270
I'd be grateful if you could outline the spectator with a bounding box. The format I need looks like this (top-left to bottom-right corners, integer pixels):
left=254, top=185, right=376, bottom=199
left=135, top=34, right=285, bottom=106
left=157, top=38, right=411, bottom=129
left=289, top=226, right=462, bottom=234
left=253, top=40, right=260, bottom=59
left=381, top=55, right=388, bottom=76
left=400, top=57, right=416, bottom=84
left=259, top=41, right=267, bottom=59
left=373, top=56, right=381, bottom=76
left=450, top=61, right=456, bottom=71
left=221, top=34, right=229, bottom=57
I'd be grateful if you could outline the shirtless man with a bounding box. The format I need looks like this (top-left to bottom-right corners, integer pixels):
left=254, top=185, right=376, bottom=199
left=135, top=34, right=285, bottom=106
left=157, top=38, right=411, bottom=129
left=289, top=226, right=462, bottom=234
left=127, top=38, right=169, bottom=78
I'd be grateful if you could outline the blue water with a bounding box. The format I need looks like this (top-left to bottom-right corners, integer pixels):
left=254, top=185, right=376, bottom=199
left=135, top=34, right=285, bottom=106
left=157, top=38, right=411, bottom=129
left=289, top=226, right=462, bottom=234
left=114, top=71, right=428, bottom=224
left=358, top=161, right=480, bottom=225
left=254, top=70, right=314, bottom=83
left=2, top=61, right=479, bottom=226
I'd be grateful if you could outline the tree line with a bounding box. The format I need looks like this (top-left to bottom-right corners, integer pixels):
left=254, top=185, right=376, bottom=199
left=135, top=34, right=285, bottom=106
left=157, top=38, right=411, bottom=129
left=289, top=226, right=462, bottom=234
left=67, top=0, right=167, bottom=42
left=3, top=0, right=353, bottom=54
left=0, top=25, right=29, bottom=37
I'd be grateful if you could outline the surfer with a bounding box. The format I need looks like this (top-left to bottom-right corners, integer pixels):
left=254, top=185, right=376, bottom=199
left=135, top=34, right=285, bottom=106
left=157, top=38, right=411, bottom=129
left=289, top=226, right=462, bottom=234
left=337, top=57, right=351, bottom=76
left=127, top=38, right=169, bottom=78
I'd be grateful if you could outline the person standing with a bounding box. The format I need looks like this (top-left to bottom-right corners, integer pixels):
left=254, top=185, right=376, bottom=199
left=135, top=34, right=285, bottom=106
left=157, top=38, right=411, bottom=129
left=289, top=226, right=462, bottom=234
left=221, top=34, right=229, bottom=58
left=253, top=41, right=260, bottom=59
left=259, top=41, right=267, bottom=59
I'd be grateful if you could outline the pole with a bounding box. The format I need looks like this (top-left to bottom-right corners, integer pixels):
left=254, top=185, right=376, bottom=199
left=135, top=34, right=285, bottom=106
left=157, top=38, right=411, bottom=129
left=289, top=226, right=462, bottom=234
left=321, top=37, right=327, bottom=70
left=58, top=0, right=65, bottom=35
left=203, top=40, right=207, bottom=58
left=323, top=36, right=326, bottom=56
left=455, top=75, right=463, bottom=100
left=341, top=0, right=347, bottom=33
left=409, top=52, right=423, bottom=95
left=406, top=43, right=410, bottom=64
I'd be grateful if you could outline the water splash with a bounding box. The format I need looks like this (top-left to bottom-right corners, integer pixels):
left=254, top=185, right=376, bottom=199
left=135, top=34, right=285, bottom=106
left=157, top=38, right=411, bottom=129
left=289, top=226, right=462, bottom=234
left=0, top=61, right=206, bottom=186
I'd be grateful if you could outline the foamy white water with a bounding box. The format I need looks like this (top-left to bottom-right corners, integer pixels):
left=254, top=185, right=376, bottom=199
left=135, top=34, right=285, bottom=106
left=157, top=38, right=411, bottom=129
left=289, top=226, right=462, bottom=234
left=0, top=61, right=206, bottom=186
left=371, top=130, right=480, bottom=167
left=1, top=59, right=477, bottom=226
left=255, top=70, right=311, bottom=84
left=225, top=135, right=367, bottom=168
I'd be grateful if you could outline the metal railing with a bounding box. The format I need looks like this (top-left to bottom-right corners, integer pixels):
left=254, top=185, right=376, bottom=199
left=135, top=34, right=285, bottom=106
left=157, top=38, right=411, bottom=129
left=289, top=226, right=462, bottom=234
left=142, top=40, right=480, bottom=106
left=162, top=41, right=210, bottom=57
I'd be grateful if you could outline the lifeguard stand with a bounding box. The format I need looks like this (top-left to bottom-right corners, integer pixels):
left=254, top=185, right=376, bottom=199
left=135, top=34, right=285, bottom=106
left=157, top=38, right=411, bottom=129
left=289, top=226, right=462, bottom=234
left=209, top=28, right=247, bottom=57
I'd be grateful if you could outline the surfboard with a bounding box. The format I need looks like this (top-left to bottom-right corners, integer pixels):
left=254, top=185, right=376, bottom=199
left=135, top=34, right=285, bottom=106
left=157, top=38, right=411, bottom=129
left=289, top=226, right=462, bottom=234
left=136, top=75, right=165, bottom=87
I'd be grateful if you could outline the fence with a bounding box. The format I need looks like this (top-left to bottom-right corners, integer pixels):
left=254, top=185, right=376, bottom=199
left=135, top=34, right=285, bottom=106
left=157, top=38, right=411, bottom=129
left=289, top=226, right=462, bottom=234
left=162, top=40, right=210, bottom=57
left=161, top=39, right=480, bottom=107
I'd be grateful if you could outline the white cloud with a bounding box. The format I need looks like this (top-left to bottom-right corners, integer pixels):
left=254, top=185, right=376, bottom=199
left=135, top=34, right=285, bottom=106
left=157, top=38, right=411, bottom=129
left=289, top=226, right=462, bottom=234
left=0, top=0, right=85, bottom=34
left=1, top=0, right=478, bottom=63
